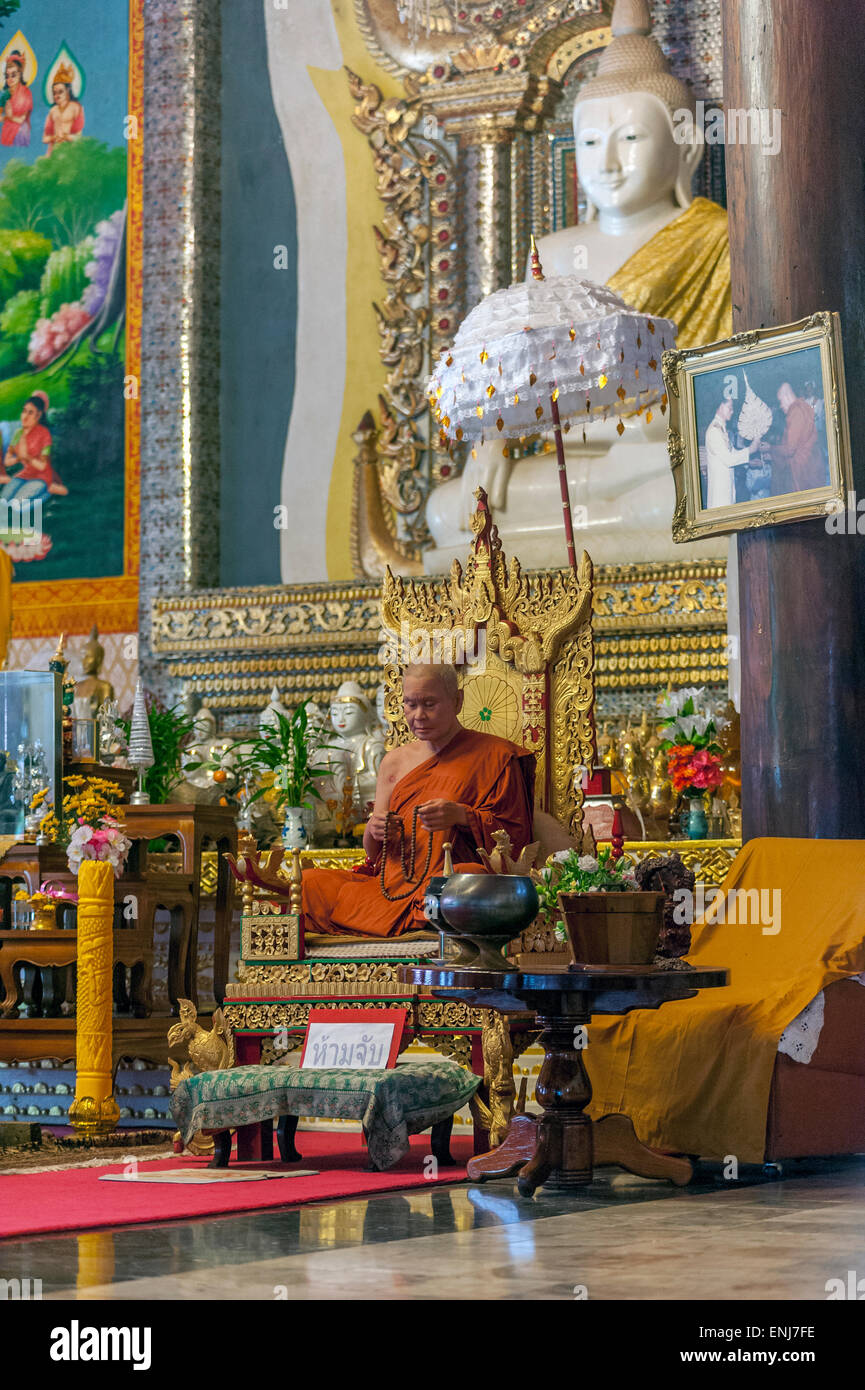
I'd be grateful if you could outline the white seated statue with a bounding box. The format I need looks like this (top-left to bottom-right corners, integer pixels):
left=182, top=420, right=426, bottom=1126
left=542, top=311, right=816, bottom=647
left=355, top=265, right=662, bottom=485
left=180, top=706, right=235, bottom=803
left=425, top=0, right=731, bottom=572
left=329, top=681, right=379, bottom=814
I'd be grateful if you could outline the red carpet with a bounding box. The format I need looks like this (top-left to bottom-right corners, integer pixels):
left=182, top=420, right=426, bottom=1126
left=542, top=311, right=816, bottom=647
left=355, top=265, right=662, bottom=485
left=0, top=1132, right=474, bottom=1239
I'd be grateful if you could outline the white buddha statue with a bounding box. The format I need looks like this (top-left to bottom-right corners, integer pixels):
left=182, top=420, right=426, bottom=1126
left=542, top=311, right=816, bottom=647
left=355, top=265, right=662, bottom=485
left=260, top=685, right=289, bottom=733
left=180, top=705, right=235, bottom=802
left=360, top=685, right=389, bottom=804
left=425, top=0, right=731, bottom=571
left=329, top=681, right=378, bottom=813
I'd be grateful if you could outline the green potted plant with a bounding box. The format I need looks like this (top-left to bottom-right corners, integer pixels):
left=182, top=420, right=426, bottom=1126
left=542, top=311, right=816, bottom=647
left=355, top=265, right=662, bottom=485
left=223, top=701, right=337, bottom=849
left=536, top=846, right=664, bottom=965
left=118, top=696, right=196, bottom=805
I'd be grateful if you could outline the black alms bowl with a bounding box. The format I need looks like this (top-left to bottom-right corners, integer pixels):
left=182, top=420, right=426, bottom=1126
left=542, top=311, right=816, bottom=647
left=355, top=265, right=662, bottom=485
left=438, top=873, right=539, bottom=969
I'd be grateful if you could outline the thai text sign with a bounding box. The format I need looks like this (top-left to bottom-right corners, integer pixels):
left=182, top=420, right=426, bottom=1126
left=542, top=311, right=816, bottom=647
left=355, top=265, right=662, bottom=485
left=300, top=1008, right=406, bottom=1070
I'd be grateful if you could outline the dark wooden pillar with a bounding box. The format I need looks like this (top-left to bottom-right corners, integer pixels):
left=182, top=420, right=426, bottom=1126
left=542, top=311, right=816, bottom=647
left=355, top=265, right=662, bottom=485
left=722, top=0, right=865, bottom=838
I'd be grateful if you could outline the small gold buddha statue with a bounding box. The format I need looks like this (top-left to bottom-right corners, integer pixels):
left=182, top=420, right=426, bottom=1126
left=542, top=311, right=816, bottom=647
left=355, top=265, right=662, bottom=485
left=718, top=699, right=741, bottom=805
left=649, top=745, right=675, bottom=823
left=600, top=722, right=622, bottom=770
left=75, top=625, right=115, bottom=715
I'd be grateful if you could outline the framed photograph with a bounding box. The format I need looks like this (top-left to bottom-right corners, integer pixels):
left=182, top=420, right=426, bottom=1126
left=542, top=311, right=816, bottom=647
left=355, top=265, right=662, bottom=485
left=663, top=312, right=852, bottom=542
left=300, top=1008, right=407, bottom=1071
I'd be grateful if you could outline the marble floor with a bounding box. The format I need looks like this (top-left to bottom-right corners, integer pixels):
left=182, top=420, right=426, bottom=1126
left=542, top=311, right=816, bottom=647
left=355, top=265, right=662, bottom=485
left=2, top=1157, right=864, bottom=1301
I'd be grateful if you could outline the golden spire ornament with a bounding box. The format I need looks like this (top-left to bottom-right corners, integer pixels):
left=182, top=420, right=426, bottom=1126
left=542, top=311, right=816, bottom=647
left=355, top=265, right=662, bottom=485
left=529, top=233, right=545, bottom=282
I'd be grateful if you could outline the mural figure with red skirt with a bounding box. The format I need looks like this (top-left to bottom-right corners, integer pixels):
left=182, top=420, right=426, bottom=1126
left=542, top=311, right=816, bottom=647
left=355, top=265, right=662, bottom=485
left=0, top=49, right=32, bottom=147
left=0, top=392, right=68, bottom=501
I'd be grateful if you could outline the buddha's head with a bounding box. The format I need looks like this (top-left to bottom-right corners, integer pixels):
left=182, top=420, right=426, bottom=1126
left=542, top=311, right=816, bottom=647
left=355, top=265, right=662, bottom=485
left=330, top=682, right=372, bottom=737
left=191, top=705, right=217, bottom=742
left=259, top=684, right=288, bottom=733
left=573, top=0, right=701, bottom=221
left=81, top=625, right=104, bottom=677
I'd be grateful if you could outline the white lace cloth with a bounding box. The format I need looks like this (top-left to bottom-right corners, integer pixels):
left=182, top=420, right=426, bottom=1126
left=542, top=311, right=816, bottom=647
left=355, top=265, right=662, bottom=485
left=427, top=275, right=676, bottom=441
left=777, top=974, right=865, bottom=1063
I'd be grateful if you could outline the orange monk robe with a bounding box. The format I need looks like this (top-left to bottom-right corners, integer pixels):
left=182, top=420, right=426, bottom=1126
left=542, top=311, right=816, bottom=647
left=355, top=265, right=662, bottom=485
left=302, top=727, right=535, bottom=937
left=771, top=397, right=825, bottom=492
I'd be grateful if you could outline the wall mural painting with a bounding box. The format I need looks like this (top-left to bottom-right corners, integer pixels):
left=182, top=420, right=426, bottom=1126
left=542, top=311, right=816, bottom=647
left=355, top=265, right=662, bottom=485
left=0, top=0, right=141, bottom=637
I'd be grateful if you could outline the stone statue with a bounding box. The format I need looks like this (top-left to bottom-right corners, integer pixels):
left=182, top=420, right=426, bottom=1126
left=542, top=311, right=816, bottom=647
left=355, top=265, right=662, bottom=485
left=74, top=625, right=115, bottom=714
left=425, top=0, right=731, bottom=571
left=329, top=680, right=377, bottom=813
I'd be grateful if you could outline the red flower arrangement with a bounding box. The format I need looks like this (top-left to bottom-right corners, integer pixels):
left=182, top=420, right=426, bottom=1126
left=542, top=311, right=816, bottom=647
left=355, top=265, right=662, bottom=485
left=659, top=687, right=727, bottom=800
left=667, top=745, right=723, bottom=796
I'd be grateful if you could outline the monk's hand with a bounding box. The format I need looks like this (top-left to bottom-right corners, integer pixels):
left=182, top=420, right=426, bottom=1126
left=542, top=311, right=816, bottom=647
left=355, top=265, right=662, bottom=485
left=417, top=799, right=468, bottom=832
left=366, top=812, right=390, bottom=842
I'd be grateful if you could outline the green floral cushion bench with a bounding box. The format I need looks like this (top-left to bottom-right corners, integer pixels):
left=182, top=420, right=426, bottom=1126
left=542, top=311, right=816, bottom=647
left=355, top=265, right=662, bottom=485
left=170, top=1061, right=480, bottom=1172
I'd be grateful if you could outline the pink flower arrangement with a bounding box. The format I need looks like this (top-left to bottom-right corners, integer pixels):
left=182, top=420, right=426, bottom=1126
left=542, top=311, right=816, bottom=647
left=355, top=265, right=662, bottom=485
left=28, top=302, right=91, bottom=368
left=67, top=816, right=131, bottom=877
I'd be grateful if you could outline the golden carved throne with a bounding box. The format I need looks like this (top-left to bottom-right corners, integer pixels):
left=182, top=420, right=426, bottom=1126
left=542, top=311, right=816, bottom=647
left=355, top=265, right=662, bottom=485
left=380, top=487, right=596, bottom=848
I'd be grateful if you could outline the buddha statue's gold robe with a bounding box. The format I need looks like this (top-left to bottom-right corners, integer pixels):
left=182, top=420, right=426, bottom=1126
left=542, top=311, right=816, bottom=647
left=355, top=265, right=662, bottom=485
left=607, top=197, right=732, bottom=350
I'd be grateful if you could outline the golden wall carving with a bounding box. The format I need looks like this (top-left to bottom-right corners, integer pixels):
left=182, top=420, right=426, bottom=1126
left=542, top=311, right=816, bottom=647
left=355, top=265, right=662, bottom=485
left=222, top=996, right=492, bottom=1034
left=152, top=559, right=727, bottom=726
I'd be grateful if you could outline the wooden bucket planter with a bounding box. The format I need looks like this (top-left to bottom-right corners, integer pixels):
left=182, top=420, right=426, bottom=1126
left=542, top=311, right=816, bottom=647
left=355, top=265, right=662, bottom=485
left=558, top=890, right=664, bottom=965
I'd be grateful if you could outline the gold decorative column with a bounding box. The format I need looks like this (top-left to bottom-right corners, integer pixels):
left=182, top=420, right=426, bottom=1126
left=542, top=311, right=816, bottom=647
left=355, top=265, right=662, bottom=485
left=425, top=66, right=558, bottom=308
left=69, top=859, right=119, bottom=1140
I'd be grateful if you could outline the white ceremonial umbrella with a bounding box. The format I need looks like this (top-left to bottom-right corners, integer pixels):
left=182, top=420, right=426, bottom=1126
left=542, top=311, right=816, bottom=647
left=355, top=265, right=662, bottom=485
left=428, top=239, right=676, bottom=572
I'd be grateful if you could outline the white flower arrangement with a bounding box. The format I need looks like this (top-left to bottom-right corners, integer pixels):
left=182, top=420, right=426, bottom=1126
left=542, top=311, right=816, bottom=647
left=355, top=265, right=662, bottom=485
left=67, top=817, right=132, bottom=878
left=657, top=685, right=727, bottom=744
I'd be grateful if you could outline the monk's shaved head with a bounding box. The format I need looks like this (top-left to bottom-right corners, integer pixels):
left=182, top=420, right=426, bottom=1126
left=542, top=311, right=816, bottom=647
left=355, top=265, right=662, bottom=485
left=402, top=662, right=461, bottom=701
left=401, top=663, right=464, bottom=748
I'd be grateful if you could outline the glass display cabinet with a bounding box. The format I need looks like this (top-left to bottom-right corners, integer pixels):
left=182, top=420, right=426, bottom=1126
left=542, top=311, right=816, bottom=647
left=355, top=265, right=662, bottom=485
left=0, top=671, right=63, bottom=838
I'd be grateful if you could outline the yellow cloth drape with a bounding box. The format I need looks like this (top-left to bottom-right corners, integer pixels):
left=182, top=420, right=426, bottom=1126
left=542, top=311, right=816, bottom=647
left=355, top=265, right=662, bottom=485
left=607, top=197, right=732, bottom=350
left=585, top=838, right=865, bottom=1162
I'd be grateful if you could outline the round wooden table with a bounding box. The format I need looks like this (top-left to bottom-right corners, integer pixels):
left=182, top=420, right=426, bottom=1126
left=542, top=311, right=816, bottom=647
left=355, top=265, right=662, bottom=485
left=400, top=962, right=729, bottom=1194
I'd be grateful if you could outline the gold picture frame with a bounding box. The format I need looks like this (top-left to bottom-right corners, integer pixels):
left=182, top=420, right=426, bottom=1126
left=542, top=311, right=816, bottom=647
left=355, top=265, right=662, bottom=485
left=664, top=311, right=852, bottom=542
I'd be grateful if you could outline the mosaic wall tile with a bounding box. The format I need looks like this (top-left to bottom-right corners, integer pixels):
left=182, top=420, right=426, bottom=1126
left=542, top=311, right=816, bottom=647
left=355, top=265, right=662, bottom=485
left=138, top=0, right=222, bottom=704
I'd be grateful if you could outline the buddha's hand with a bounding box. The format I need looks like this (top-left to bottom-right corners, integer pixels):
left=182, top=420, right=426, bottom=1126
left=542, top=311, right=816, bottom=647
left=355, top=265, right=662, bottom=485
left=417, top=799, right=468, bottom=832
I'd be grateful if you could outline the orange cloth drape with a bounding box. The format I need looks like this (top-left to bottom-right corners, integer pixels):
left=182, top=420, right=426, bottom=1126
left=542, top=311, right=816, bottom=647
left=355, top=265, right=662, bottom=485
left=585, top=838, right=865, bottom=1162
left=302, top=727, right=534, bottom=937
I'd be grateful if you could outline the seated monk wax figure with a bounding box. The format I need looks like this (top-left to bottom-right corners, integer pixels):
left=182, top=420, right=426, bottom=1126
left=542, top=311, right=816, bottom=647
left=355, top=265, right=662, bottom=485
left=302, top=663, right=535, bottom=937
